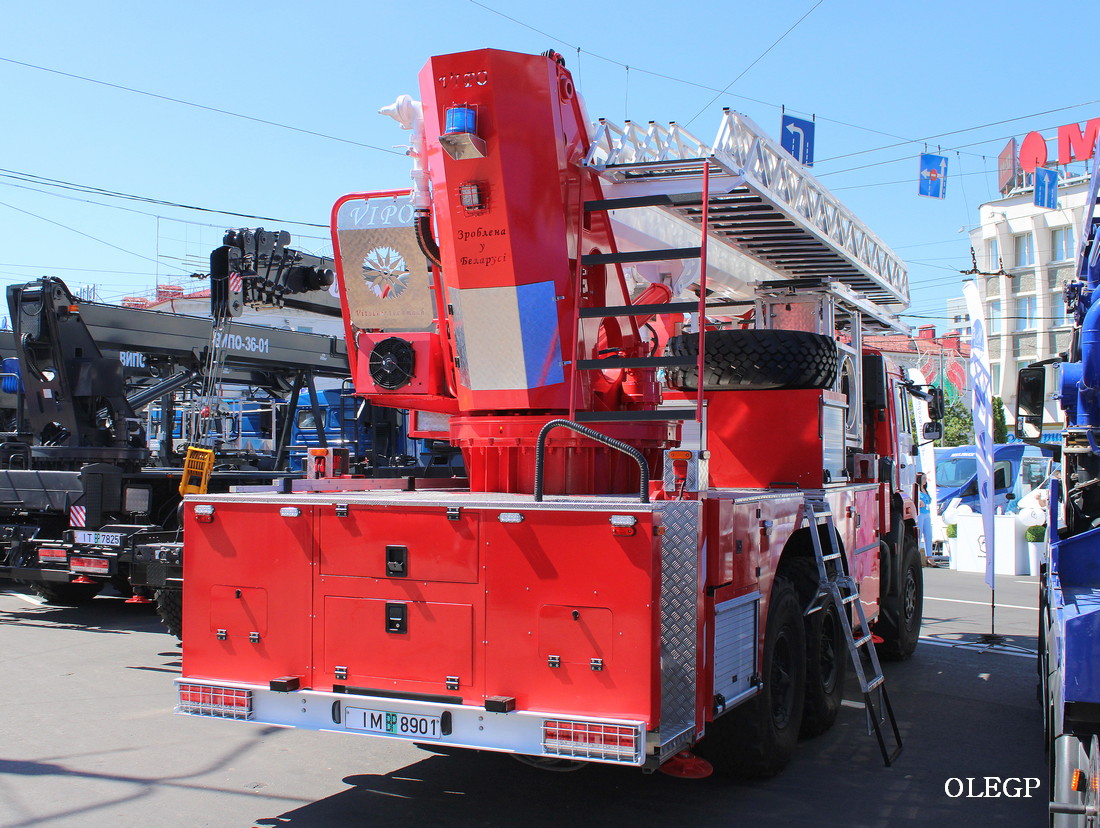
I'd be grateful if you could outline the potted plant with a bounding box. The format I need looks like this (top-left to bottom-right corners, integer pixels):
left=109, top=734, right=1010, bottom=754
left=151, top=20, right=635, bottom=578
left=945, top=523, right=958, bottom=565
left=1026, top=524, right=1047, bottom=576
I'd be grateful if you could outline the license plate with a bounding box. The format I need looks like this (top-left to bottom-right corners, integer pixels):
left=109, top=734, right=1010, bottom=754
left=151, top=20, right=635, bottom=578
left=74, top=531, right=123, bottom=546
left=344, top=706, right=442, bottom=738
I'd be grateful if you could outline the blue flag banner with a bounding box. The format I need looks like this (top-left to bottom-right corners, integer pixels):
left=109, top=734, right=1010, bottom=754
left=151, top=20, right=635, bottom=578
left=964, top=281, right=996, bottom=589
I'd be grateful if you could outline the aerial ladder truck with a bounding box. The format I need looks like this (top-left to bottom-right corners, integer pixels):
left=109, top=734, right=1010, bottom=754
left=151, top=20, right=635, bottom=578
left=175, top=48, right=940, bottom=778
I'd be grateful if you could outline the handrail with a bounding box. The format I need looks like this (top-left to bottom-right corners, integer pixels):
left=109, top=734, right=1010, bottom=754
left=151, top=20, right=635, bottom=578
left=533, top=419, right=650, bottom=503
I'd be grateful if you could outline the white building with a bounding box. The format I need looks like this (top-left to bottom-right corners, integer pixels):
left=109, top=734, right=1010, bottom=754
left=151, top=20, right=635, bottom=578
left=966, top=175, right=1088, bottom=428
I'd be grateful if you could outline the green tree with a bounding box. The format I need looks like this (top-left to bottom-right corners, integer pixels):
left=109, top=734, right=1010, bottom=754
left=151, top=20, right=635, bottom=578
left=941, top=398, right=973, bottom=446
left=992, top=396, right=1008, bottom=443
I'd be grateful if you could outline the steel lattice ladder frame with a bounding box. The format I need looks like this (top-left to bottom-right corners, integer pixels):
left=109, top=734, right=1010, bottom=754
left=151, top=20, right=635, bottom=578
left=803, top=496, right=903, bottom=766
left=566, top=162, right=714, bottom=431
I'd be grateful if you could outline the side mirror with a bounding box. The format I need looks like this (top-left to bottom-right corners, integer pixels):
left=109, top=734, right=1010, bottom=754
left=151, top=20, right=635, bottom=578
left=1015, top=366, right=1046, bottom=442
left=922, top=421, right=943, bottom=441
left=928, top=386, right=945, bottom=422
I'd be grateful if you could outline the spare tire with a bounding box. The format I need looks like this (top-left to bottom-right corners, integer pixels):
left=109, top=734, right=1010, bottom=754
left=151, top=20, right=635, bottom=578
left=666, top=329, right=838, bottom=391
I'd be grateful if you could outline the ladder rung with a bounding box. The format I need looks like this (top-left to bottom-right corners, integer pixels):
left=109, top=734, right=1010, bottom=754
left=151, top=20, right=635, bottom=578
left=577, top=356, right=695, bottom=370
left=574, top=408, right=699, bottom=423
left=584, top=194, right=688, bottom=211
left=578, top=301, right=700, bottom=319
left=866, top=675, right=885, bottom=692
left=841, top=593, right=860, bottom=605
left=854, top=633, right=874, bottom=647
left=581, top=247, right=701, bottom=266
left=821, top=552, right=843, bottom=562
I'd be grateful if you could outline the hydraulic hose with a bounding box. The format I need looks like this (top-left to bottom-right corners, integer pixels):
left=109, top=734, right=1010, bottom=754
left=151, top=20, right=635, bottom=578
left=415, top=210, right=442, bottom=269
left=533, top=418, right=649, bottom=503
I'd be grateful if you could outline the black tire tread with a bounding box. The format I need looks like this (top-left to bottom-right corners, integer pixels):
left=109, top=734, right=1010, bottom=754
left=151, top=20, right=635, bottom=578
left=33, top=581, right=103, bottom=605
left=155, top=588, right=183, bottom=640
left=665, top=329, right=839, bottom=391
left=786, top=558, right=848, bottom=739
left=875, top=533, right=923, bottom=661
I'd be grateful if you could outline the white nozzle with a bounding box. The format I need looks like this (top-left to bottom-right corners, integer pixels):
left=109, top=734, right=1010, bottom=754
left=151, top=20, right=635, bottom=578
left=379, top=94, right=430, bottom=211
left=379, top=94, right=419, bottom=130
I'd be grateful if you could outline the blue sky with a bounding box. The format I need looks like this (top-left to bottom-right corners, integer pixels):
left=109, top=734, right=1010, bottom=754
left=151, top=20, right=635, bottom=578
left=1, top=0, right=1096, bottom=329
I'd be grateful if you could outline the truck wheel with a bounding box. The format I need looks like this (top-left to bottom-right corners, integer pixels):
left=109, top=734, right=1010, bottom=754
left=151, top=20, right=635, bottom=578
left=665, top=329, right=838, bottom=391
left=800, top=597, right=847, bottom=739
left=785, top=558, right=847, bottom=739
left=155, top=588, right=183, bottom=640
left=696, top=575, right=806, bottom=777
left=875, top=534, right=923, bottom=661
left=32, top=582, right=103, bottom=605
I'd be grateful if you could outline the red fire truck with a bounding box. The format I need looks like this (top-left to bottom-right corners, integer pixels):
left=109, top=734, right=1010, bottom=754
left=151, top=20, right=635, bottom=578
left=176, top=48, right=939, bottom=778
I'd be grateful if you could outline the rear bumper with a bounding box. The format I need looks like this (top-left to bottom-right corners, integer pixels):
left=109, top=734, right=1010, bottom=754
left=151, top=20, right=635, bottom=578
left=175, top=679, right=648, bottom=766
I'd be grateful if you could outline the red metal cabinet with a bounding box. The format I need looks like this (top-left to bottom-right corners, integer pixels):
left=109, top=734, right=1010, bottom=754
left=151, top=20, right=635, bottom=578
left=182, top=501, right=315, bottom=685
left=481, top=509, right=661, bottom=725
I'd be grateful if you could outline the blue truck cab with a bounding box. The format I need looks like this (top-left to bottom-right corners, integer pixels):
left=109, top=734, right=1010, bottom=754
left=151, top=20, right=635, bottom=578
left=934, top=442, right=1052, bottom=515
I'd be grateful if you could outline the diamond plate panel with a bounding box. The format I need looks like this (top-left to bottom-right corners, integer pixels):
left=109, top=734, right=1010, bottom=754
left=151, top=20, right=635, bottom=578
left=657, top=500, right=701, bottom=756
left=661, top=450, right=709, bottom=493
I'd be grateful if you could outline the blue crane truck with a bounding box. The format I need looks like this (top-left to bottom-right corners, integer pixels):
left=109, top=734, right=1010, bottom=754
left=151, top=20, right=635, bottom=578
left=1016, top=150, right=1100, bottom=825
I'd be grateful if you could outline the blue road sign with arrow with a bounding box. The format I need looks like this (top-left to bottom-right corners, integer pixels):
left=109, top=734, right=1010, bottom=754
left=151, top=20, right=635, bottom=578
left=919, top=153, right=948, bottom=199
left=1034, top=168, right=1059, bottom=209
left=780, top=115, right=814, bottom=166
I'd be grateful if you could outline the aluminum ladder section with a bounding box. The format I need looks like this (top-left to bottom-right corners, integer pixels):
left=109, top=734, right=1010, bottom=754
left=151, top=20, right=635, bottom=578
left=584, top=112, right=908, bottom=307
left=567, top=163, right=712, bottom=426
left=803, top=496, right=902, bottom=766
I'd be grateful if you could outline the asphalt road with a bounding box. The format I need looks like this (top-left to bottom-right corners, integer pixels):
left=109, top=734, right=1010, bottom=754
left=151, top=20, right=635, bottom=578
left=0, top=567, right=1047, bottom=828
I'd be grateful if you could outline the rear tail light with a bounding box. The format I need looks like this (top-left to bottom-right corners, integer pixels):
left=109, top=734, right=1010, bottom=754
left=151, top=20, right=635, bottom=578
left=542, top=719, right=642, bottom=764
left=37, top=548, right=68, bottom=564
left=70, top=556, right=109, bottom=574
left=177, top=683, right=253, bottom=719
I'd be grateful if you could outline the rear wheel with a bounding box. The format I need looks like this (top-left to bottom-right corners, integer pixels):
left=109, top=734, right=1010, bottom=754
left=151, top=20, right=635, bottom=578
left=696, top=575, right=806, bottom=777
left=875, top=534, right=923, bottom=661
left=155, top=588, right=183, bottom=640
left=33, top=581, right=103, bottom=605
left=801, top=597, right=847, bottom=739
left=786, top=558, right=847, bottom=739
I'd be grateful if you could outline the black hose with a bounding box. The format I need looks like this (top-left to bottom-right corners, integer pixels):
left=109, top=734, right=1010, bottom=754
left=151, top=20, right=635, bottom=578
left=415, top=210, right=442, bottom=269
left=533, top=418, right=649, bottom=503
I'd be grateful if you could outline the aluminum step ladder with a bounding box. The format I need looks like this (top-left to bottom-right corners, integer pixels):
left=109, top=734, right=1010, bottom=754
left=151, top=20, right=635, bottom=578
left=804, top=496, right=902, bottom=766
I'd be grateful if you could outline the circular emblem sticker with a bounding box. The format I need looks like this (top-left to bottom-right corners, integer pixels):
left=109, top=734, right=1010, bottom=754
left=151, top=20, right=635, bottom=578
left=362, top=246, right=409, bottom=299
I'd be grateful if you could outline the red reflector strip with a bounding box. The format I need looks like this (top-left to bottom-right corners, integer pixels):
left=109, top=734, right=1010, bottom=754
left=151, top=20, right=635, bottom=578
left=70, top=556, right=109, bottom=573
left=177, top=683, right=253, bottom=719
left=542, top=719, right=641, bottom=763
left=37, top=548, right=69, bottom=563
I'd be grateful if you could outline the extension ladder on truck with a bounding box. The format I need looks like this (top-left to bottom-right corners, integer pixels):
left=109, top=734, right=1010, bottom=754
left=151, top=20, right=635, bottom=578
left=577, top=111, right=911, bottom=434
left=803, top=496, right=902, bottom=766
left=584, top=111, right=908, bottom=308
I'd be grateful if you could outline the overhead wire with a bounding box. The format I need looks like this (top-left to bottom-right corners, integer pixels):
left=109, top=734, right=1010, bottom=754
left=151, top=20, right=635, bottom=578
left=0, top=56, right=405, bottom=157
left=0, top=197, right=188, bottom=274
left=0, top=167, right=328, bottom=228
left=684, top=0, right=826, bottom=127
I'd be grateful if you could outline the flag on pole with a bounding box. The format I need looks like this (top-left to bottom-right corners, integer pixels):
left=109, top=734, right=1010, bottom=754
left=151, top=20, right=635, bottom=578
left=963, top=281, right=996, bottom=588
